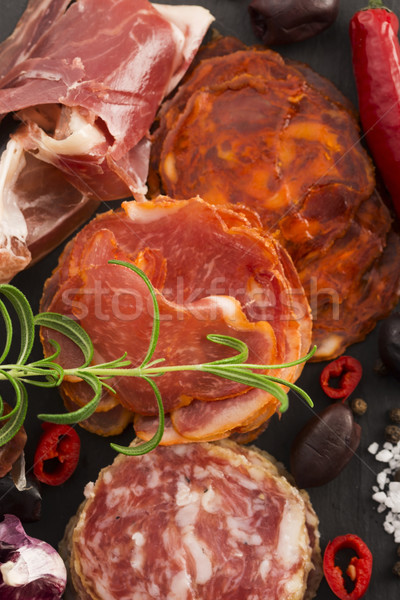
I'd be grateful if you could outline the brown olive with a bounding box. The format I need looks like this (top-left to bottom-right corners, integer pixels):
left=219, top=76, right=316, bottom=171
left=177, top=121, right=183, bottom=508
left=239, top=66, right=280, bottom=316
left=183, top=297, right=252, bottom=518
left=290, top=402, right=361, bottom=488
left=379, top=312, right=400, bottom=379
left=248, top=0, right=339, bottom=46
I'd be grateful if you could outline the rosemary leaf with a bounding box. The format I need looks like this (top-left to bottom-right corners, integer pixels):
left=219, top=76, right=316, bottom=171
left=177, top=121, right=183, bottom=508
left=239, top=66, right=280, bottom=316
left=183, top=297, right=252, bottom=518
left=34, top=312, right=94, bottom=367
left=109, top=260, right=160, bottom=369
left=0, top=285, right=35, bottom=365
left=0, top=298, right=13, bottom=365
left=253, top=374, right=314, bottom=408
left=202, top=365, right=289, bottom=411
left=33, top=339, right=62, bottom=364
left=0, top=376, right=28, bottom=444
left=38, top=371, right=103, bottom=423
left=86, top=352, right=130, bottom=371
left=110, top=377, right=165, bottom=455
left=206, top=334, right=249, bottom=365
left=0, top=270, right=315, bottom=456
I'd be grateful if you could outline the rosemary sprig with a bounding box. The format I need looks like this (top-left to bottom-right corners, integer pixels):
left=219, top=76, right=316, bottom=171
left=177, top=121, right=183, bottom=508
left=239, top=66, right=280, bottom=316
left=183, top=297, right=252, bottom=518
left=0, top=262, right=315, bottom=455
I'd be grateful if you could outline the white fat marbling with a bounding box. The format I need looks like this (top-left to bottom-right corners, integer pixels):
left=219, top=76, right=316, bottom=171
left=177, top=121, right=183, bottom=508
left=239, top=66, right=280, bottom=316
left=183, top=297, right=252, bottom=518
left=126, top=202, right=182, bottom=224
left=226, top=516, right=262, bottom=546
left=0, top=139, right=28, bottom=245
left=168, top=571, right=191, bottom=600
left=259, top=558, right=271, bottom=580
left=175, top=501, right=200, bottom=529
left=176, top=479, right=200, bottom=507
left=130, top=532, right=146, bottom=571
left=276, top=500, right=304, bottom=569
left=183, top=532, right=213, bottom=585
left=201, top=486, right=219, bottom=513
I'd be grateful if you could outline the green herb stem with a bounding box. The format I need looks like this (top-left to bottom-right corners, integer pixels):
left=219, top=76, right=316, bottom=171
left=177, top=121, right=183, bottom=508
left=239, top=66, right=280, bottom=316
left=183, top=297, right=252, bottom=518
left=0, top=262, right=314, bottom=456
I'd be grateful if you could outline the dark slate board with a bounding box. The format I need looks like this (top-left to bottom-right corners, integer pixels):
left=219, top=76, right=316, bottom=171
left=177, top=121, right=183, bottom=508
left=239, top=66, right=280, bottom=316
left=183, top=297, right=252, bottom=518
left=1, top=1, right=400, bottom=598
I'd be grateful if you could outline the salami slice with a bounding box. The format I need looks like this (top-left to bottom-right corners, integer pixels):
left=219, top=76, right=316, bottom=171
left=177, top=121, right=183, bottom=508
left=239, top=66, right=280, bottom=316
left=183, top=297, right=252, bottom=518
left=66, top=440, right=322, bottom=600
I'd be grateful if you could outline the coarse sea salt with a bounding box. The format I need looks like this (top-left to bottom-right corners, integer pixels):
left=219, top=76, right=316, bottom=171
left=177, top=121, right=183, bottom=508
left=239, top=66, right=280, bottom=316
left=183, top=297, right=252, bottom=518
left=368, top=442, right=379, bottom=455
left=370, top=440, right=400, bottom=544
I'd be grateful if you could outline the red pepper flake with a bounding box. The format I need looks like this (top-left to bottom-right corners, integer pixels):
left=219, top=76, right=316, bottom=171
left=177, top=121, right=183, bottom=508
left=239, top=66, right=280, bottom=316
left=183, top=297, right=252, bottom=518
left=323, top=534, right=373, bottom=600
left=320, top=356, right=362, bottom=401
left=33, top=423, right=80, bottom=486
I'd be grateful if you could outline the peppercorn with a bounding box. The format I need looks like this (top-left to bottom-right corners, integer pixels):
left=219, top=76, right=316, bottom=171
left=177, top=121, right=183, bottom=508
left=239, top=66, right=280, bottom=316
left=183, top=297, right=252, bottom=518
left=374, top=358, right=388, bottom=376
left=393, top=561, right=400, bottom=577
left=385, top=425, right=400, bottom=444
left=388, top=408, right=400, bottom=424
left=395, top=469, right=400, bottom=483
left=350, top=397, right=367, bottom=416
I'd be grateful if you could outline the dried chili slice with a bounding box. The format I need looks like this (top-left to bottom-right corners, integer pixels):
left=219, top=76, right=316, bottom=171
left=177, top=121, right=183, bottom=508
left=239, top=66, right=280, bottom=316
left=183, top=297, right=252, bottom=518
left=323, top=534, right=373, bottom=600
left=33, top=423, right=80, bottom=486
left=320, top=356, right=362, bottom=401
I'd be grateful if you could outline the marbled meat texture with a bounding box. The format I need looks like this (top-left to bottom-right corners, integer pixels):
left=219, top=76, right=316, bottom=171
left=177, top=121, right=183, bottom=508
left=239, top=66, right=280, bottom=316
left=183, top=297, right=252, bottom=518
left=68, top=440, right=322, bottom=600
left=0, top=0, right=213, bottom=282
left=150, top=37, right=400, bottom=360
left=40, top=197, right=312, bottom=442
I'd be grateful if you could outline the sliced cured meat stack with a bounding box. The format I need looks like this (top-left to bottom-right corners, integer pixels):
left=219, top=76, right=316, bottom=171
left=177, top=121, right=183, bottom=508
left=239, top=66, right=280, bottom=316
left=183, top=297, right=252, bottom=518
left=40, top=197, right=312, bottom=442
left=61, top=440, right=322, bottom=599
left=150, top=38, right=400, bottom=360
left=0, top=0, right=214, bottom=198
left=0, top=0, right=214, bottom=281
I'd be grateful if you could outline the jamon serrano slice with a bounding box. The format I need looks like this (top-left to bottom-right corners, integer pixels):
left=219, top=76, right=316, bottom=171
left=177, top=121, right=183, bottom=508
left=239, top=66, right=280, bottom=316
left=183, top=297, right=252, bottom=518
left=63, top=441, right=322, bottom=600
left=41, top=197, right=311, bottom=442
left=0, top=0, right=213, bottom=281
left=0, top=138, right=99, bottom=283
left=0, top=0, right=214, bottom=199
left=0, top=0, right=70, bottom=82
left=151, top=40, right=400, bottom=359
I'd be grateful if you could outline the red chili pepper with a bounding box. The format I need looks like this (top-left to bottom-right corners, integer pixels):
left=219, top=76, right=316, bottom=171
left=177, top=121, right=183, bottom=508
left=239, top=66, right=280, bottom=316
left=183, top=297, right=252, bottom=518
left=323, top=534, right=373, bottom=600
left=33, top=423, right=80, bottom=486
left=350, top=0, right=400, bottom=219
left=320, top=356, right=362, bottom=401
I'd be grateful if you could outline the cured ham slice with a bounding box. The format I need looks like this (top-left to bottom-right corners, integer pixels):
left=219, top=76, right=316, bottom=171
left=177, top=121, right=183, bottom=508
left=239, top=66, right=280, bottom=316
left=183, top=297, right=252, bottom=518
left=136, top=388, right=278, bottom=443
left=0, top=0, right=214, bottom=199
left=0, top=0, right=214, bottom=281
left=0, top=138, right=99, bottom=283
left=62, top=440, right=322, bottom=599
left=0, top=0, right=70, bottom=82
left=150, top=38, right=400, bottom=359
left=40, top=197, right=312, bottom=442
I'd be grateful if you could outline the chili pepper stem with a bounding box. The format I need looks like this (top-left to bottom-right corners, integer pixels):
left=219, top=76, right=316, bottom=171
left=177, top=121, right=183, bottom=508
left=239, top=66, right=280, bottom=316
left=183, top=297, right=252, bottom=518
left=366, top=0, right=390, bottom=10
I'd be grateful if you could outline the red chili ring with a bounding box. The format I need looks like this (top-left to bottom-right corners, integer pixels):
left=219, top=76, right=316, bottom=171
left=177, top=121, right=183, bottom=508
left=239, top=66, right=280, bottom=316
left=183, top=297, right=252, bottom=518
left=323, top=534, right=373, bottom=600
left=320, top=356, right=362, bottom=401
left=33, top=423, right=80, bottom=486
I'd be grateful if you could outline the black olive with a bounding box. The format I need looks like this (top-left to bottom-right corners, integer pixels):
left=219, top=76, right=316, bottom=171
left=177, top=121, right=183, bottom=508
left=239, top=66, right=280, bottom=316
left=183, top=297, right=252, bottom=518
left=379, top=312, right=400, bottom=379
left=0, top=473, right=42, bottom=522
left=290, top=402, right=361, bottom=488
left=248, top=0, right=339, bottom=46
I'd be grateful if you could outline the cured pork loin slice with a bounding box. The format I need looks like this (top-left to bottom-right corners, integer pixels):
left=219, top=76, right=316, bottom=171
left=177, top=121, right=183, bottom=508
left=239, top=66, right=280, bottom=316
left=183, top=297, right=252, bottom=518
left=0, top=0, right=213, bottom=282
left=150, top=38, right=400, bottom=360
left=62, top=440, right=322, bottom=600
left=40, top=197, right=312, bottom=441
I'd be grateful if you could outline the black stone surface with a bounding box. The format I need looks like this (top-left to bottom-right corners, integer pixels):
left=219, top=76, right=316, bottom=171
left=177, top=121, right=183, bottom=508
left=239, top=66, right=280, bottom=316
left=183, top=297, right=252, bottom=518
left=1, top=1, right=400, bottom=598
